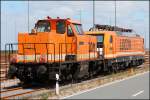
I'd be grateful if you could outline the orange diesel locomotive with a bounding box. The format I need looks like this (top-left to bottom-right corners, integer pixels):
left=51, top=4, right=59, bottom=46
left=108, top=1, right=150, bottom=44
left=6, top=17, right=145, bottom=83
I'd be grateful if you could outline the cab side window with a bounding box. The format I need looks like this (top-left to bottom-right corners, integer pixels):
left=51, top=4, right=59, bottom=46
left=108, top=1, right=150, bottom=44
left=74, top=24, right=84, bottom=35
left=36, top=20, right=51, bottom=32
left=56, top=20, right=66, bottom=34
left=67, top=25, right=74, bottom=36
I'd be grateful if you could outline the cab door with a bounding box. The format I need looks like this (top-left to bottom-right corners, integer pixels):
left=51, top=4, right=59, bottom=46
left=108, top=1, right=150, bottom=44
left=65, top=24, right=77, bottom=61
left=96, top=34, right=104, bottom=59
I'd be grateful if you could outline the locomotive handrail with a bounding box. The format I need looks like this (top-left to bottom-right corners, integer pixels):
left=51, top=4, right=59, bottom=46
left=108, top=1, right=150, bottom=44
left=5, top=42, right=79, bottom=64
left=59, top=43, right=73, bottom=62
left=5, top=42, right=105, bottom=64
left=5, top=43, right=56, bottom=63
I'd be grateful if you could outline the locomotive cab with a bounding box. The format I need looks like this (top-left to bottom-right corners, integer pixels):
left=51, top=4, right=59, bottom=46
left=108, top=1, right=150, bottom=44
left=16, top=17, right=97, bottom=63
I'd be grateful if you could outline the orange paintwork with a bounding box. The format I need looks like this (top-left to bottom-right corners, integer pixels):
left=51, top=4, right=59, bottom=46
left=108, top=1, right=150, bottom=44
left=85, top=31, right=144, bottom=59
left=17, top=18, right=97, bottom=63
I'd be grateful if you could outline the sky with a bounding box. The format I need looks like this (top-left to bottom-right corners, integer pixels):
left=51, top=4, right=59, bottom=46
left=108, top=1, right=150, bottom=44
left=1, top=1, right=149, bottom=50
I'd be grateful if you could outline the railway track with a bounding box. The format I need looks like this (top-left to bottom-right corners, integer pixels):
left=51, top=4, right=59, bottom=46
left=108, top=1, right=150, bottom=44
left=0, top=54, right=9, bottom=81
left=0, top=82, right=55, bottom=99
left=1, top=53, right=11, bottom=82
left=0, top=63, right=149, bottom=99
left=1, top=79, right=20, bottom=88
left=0, top=63, right=8, bottom=80
left=1, top=86, right=46, bottom=99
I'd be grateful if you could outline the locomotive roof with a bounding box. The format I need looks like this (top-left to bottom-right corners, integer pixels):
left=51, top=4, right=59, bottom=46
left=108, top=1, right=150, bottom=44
left=86, top=24, right=141, bottom=37
left=85, top=31, right=116, bottom=35
left=89, top=24, right=133, bottom=32
left=85, top=30, right=141, bottom=38
left=42, top=17, right=81, bottom=24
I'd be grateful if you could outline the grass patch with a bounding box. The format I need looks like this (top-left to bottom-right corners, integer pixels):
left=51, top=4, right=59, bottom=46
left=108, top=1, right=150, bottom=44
left=40, top=93, right=49, bottom=100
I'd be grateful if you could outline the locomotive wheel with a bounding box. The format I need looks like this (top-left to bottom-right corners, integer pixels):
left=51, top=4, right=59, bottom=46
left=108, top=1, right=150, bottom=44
left=115, top=63, right=120, bottom=72
left=88, top=61, right=96, bottom=78
left=37, top=65, right=47, bottom=75
left=36, top=65, right=47, bottom=82
left=136, top=60, right=140, bottom=66
left=102, top=62, right=109, bottom=75
left=61, top=64, right=72, bottom=81
left=107, top=66, right=113, bottom=74
left=17, top=73, right=32, bottom=84
left=72, top=64, right=80, bottom=81
left=120, top=62, right=125, bottom=70
left=22, top=78, right=32, bottom=84
left=112, top=63, right=118, bottom=73
left=132, top=60, right=136, bottom=67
